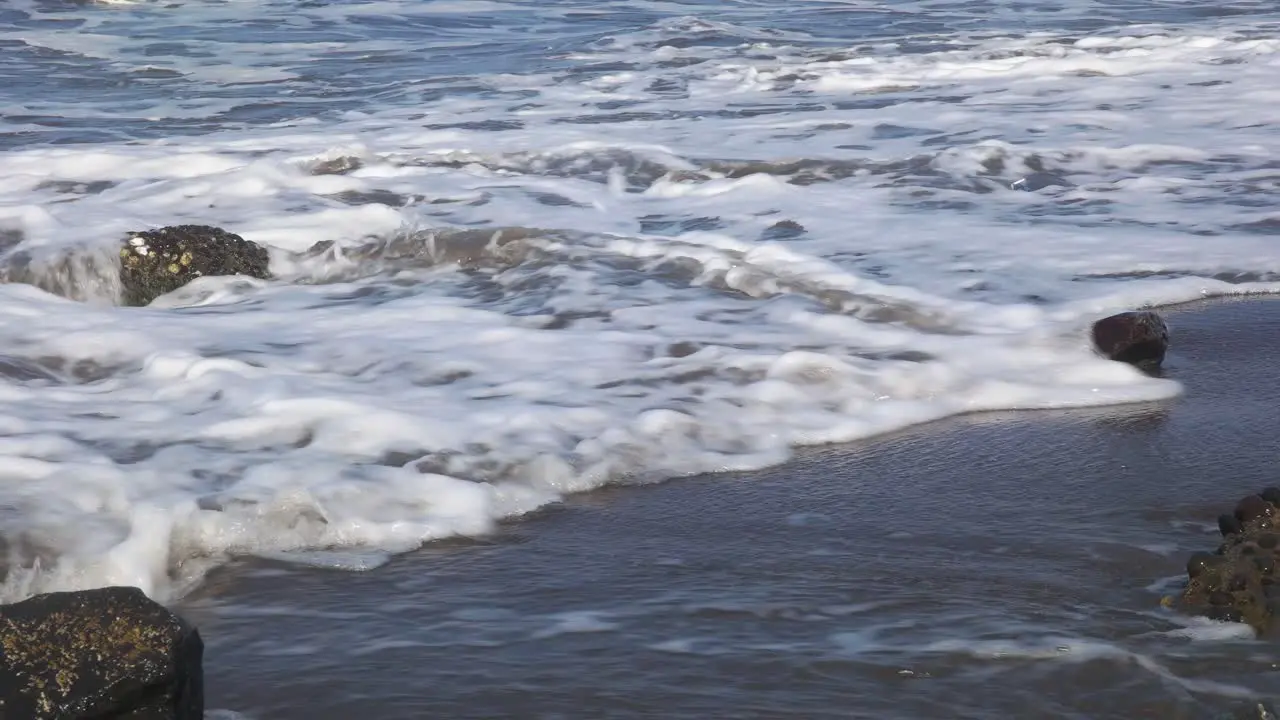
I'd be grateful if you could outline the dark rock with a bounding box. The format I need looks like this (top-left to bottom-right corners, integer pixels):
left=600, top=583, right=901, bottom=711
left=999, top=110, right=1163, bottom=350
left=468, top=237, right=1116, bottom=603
left=1236, top=495, right=1275, bottom=523
left=305, top=239, right=337, bottom=256
left=1180, top=488, right=1280, bottom=634
left=0, top=586, right=203, bottom=719
left=666, top=341, right=702, bottom=358
left=760, top=219, right=806, bottom=241
left=1254, top=554, right=1276, bottom=576
left=1207, top=605, right=1243, bottom=623
left=1220, top=513, right=1244, bottom=537
left=1090, top=310, right=1169, bottom=368
left=119, top=225, right=270, bottom=306
left=1187, top=551, right=1223, bottom=578
left=1262, top=487, right=1280, bottom=505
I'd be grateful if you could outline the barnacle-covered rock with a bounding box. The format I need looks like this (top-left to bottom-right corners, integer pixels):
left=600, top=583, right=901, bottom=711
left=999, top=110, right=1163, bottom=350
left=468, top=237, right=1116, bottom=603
left=0, top=586, right=204, bottom=718
left=119, top=225, right=270, bottom=306
left=1177, top=487, right=1280, bottom=635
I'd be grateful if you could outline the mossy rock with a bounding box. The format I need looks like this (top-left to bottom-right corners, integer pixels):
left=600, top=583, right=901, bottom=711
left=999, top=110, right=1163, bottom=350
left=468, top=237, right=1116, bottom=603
left=119, top=225, right=270, bottom=306
left=1178, top=488, right=1280, bottom=635
left=0, top=586, right=203, bottom=719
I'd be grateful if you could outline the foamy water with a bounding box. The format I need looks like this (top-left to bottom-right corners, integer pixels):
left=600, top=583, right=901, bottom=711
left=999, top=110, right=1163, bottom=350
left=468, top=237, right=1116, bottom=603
left=1, top=0, right=1280, bottom=602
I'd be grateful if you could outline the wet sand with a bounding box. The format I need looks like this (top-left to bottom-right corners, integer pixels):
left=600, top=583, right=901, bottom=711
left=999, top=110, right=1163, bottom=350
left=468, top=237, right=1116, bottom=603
left=184, top=297, right=1280, bottom=720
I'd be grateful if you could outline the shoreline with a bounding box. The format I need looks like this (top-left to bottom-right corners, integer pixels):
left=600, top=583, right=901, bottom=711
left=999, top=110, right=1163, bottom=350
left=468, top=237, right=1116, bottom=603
left=178, top=295, right=1280, bottom=719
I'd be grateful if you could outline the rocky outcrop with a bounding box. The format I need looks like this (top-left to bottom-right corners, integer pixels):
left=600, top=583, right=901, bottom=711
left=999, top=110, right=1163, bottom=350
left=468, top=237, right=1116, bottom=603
left=1090, top=310, right=1169, bottom=369
left=119, top=225, right=270, bottom=306
left=1176, top=488, right=1280, bottom=634
left=0, top=586, right=203, bottom=719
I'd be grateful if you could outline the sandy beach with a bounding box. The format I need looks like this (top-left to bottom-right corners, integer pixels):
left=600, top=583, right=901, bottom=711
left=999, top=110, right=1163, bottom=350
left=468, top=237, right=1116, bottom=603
left=175, top=296, right=1280, bottom=720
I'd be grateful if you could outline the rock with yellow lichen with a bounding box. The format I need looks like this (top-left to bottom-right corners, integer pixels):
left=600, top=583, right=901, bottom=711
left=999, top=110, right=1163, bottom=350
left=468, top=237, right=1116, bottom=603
left=119, top=225, right=270, bottom=306
left=0, top=586, right=203, bottom=719
left=1177, top=487, right=1280, bottom=635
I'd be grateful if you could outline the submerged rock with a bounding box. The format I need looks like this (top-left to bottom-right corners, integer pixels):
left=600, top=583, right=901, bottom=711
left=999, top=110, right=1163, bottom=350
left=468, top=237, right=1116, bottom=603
left=760, top=219, right=806, bottom=241
left=0, top=586, right=203, bottom=719
left=1090, top=310, right=1169, bottom=369
left=1177, top=488, right=1280, bottom=635
left=309, top=155, right=364, bottom=176
left=1009, top=172, right=1073, bottom=192
left=120, top=225, right=270, bottom=306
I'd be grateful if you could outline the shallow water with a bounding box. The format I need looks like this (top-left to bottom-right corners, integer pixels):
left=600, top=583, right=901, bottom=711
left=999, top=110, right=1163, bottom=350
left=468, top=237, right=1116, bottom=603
left=186, top=299, right=1280, bottom=719
left=1, top=0, right=1280, bottom=605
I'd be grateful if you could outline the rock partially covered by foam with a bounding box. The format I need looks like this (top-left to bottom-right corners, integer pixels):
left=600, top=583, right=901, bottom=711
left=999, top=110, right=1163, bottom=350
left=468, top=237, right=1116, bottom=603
left=0, top=586, right=204, bottom=718
left=119, top=225, right=270, bottom=306
left=1090, top=310, right=1169, bottom=369
left=1178, top=488, right=1280, bottom=635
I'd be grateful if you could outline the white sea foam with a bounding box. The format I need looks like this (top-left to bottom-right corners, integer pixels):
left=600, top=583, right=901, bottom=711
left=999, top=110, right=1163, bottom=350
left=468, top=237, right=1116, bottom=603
left=1, top=0, right=1280, bottom=602
left=923, top=636, right=1260, bottom=697
left=1160, top=617, right=1260, bottom=642
left=532, top=611, right=621, bottom=639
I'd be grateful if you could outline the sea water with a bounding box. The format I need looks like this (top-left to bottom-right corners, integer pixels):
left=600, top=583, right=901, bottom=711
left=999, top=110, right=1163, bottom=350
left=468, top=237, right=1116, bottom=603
left=0, top=0, right=1278, bottom=602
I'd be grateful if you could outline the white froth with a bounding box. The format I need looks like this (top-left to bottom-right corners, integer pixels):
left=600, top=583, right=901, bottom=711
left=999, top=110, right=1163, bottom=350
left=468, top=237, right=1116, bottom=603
left=649, top=638, right=702, bottom=654
left=531, top=611, right=620, bottom=639
left=1161, top=617, right=1260, bottom=642
left=1, top=0, right=1280, bottom=604
left=924, top=634, right=1262, bottom=698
